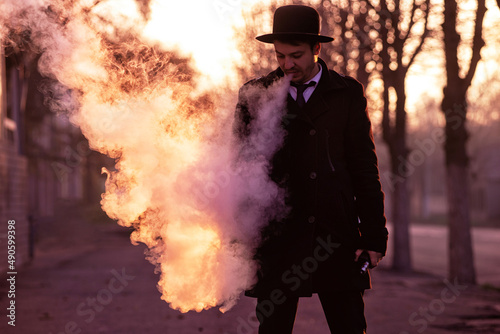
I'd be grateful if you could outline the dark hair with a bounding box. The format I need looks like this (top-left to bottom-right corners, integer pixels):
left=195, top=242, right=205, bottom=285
left=274, top=36, right=319, bottom=51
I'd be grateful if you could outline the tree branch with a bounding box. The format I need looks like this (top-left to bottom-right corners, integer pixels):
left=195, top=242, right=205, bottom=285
left=379, top=0, right=395, bottom=144
left=464, top=0, right=487, bottom=88
left=365, top=0, right=377, bottom=11
left=406, top=0, right=431, bottom=70
left=404, top=0, right=420, bottom=40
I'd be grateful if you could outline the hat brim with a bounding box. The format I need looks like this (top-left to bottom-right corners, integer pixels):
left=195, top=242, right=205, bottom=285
left=256, top=32, right=334, bottom=43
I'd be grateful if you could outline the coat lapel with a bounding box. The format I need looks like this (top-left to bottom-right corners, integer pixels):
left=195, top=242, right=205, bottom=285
left=303, top=58, right=349, bottom=122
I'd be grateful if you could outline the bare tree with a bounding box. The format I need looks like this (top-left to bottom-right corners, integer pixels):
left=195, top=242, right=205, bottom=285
left=363, top=0, right=431, bottom=272
left=441, top=0, right=487, bottom=284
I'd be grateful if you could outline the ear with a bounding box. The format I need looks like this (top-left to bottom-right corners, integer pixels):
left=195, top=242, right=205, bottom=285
left=314, top=43, right=321, bottom=56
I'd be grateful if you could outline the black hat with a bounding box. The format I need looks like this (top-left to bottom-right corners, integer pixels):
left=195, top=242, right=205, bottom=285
left=256, top=5, right=334, bottom=43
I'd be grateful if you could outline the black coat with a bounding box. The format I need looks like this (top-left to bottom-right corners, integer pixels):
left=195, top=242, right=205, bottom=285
left=234, top=58, right=388, bottom=299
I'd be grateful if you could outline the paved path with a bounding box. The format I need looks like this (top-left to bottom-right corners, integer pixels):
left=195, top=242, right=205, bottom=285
left=383, top=224, right=500, bottom=287
left=1, top=210, right=500, bottom=334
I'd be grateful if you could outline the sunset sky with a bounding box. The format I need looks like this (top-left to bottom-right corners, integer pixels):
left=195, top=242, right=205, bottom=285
left=137, top=0, right=500, bottom=123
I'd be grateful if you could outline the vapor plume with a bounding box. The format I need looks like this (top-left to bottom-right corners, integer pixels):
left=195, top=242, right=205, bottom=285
left=1, top=0, right=289, bottom=312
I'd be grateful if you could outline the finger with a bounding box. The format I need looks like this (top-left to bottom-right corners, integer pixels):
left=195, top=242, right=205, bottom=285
left=369, top=252, right=382, bottom=268
left=354, top=249, right=364, bottom=262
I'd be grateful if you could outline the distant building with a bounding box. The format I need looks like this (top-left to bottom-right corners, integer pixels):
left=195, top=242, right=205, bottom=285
left=0, top=48, right=110, bottom=273
left=1, top=49, right=30, bottom=272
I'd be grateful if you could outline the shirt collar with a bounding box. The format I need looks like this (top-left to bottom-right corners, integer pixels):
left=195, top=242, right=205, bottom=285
left=305, top=63, right=322, bottom=87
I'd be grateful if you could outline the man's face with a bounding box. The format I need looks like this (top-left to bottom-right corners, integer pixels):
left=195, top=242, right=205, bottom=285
left=274, top=40, right=320, bottom=84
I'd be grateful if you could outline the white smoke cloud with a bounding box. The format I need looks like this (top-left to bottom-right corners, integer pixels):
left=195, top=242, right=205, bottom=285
left=1, top=0, right=289, bottom=312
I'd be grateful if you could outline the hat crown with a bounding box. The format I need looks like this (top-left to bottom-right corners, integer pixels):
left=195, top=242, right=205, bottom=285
left=273, top=5, right=320, bottom=35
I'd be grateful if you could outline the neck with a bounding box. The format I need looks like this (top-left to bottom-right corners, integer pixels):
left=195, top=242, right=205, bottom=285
left=303, top=62, right=320, bottom=84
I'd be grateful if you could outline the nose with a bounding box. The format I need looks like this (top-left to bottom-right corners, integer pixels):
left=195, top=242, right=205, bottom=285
left=284, top=57, right=294, bottom=70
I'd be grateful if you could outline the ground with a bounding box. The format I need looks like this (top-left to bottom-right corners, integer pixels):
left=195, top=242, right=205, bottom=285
left=1, top=204, right=499, bottom=334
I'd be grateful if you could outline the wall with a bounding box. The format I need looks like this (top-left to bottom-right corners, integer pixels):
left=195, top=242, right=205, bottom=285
left=0, top=143, right=30, bottom=274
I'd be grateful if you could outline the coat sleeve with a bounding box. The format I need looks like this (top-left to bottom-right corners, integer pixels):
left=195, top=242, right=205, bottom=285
left=233, top=85, right=252, bottom=141
left=344, top=79, right=388, bottom=255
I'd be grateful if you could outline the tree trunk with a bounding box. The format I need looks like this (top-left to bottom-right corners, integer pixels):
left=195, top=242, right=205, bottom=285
left=381, top=67, right=411, bottom=272
left=390, top=80, right=412, bottom=272
left=446, top=163, right=476, bottom=284
left=441, top=0, right=479, bottom=285
left=390, top=155, right=412, bottom=271
left=441, top=92, right=476, bottom=284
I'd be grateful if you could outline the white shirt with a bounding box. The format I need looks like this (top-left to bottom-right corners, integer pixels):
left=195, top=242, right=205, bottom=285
left=288, top=64, right=322, bottom=104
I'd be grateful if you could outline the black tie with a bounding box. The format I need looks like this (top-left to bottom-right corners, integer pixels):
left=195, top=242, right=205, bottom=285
left=291, top=81, right=316, bottom=108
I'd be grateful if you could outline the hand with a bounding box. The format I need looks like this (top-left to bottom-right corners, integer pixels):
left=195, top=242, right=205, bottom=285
left=354, top=249, right=383, bottom=269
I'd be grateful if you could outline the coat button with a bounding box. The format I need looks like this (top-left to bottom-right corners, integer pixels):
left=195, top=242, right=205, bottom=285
left=309, top=172, right=317, bottom=179
left=308, top=216, right=316, bottom=224
left=309, top=129, right=316, bottom=136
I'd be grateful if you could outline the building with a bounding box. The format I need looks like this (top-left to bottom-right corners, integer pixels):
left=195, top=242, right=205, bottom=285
left=0, top=48, right=109, bottom=273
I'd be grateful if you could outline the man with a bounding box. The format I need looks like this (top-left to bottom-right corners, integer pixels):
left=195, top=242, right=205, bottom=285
left=234, top=5, right=388, bottom=334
